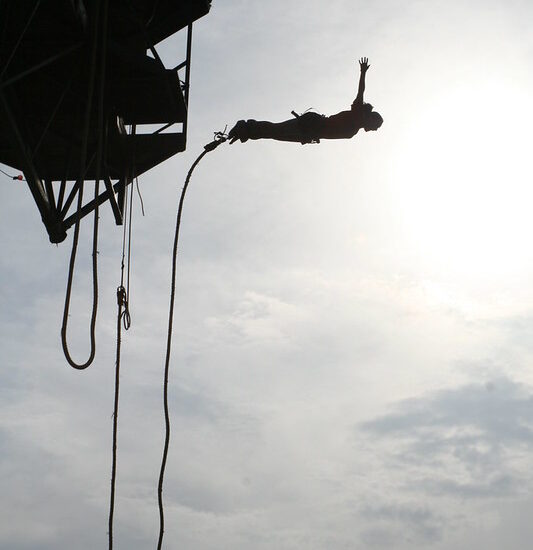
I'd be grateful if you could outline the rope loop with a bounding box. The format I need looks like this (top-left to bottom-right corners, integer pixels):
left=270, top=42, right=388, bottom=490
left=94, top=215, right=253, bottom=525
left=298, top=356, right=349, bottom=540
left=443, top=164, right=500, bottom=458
left=116, top=285, right=131, bottom=330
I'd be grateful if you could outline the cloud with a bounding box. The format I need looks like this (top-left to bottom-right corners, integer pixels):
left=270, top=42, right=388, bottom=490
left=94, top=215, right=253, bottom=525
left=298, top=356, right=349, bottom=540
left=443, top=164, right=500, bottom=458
left=360, top=503, right=443, bottom=546
left=360, top=376, right=533, bottom=500
left=353, top=375, right=533, bottom=548
left=0, top=426, right=122, bottom=550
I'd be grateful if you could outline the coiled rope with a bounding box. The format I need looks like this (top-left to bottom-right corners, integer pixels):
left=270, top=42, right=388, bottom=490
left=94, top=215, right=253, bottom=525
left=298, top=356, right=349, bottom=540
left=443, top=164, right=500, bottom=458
left=157, top=132, right=227, bottom=550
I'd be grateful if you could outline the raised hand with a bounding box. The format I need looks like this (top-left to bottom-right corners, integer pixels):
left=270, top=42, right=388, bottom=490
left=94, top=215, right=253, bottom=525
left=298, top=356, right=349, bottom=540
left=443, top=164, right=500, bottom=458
left=359, top=57, right=370, bottom=73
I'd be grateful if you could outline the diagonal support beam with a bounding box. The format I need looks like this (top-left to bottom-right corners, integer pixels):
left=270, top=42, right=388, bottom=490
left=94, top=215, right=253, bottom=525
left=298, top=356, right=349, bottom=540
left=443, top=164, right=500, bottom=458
left=0, top=43, right=82, bottom=92
left=62, top=178, right=127, bottom=231
left=103, top=175, right=124, bottom=225
left=0, top=0, right=43, bottom=81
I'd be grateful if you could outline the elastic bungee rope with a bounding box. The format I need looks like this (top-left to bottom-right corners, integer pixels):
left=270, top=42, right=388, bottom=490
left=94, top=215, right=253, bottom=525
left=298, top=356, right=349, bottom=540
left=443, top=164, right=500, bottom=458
left=157, top=132, right=228, bottom=550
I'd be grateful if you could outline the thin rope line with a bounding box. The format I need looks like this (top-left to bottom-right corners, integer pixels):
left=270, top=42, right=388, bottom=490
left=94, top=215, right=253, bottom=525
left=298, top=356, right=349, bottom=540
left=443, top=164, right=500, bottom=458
left=109, top=285, right=124, bottom=550
left=135, top=176, right=146, bottom=217
left=120, top=178, right=129, bottom=289
left=109, top=158, right=132, bottom=550
left=0, top=167, right=22, bottom=179
left=117, top=158, right=132, bottom=331
left=126, top=173, right=134, bottom=305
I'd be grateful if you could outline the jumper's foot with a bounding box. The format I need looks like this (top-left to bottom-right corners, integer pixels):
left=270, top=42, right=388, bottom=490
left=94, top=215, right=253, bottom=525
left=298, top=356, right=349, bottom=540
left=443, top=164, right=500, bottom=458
left=228, top=120, right=249, bottom=143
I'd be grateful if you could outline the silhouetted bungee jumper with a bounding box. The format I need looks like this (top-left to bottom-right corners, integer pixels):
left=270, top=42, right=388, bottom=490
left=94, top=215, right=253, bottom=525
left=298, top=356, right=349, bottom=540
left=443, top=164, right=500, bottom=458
left=228, top=58, right=383, bottom=145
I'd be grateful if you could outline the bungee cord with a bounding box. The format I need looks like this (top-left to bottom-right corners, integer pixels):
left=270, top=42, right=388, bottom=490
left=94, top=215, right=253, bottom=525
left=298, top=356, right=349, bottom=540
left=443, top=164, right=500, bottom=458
left=157, top=131, right=227, bottom=549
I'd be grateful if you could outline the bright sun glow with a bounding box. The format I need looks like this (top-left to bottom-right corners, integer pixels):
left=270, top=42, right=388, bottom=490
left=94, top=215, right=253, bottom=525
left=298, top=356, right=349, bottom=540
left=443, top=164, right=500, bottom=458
left=392, top=82, right=533, bottom=288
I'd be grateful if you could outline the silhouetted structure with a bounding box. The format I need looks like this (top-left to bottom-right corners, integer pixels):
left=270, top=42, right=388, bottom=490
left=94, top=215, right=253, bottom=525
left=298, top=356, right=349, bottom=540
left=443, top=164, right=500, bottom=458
left=229, top=57, right=383, bottom=145
left=0, top=0, right=211, bottom=243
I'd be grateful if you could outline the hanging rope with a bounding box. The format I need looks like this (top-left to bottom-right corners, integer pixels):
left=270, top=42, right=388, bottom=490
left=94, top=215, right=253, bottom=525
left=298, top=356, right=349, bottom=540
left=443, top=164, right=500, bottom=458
left=157, top=132, right=227, bottom=550
left=108, top=213, right=133, bottom=549
left=108, top=123, right=138, bottom=549
left=108, top=283, right=125, bottom=550
left=61, top=0, right=107, bottom=370
left=118, top=166, right=134, bottom=331
left=135, top=176, right=146, bottom=217
left=125, top=173, right=135, bottom=327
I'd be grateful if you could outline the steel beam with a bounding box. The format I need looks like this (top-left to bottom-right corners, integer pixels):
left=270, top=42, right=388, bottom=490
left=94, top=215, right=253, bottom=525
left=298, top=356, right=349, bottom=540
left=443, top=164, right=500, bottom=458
left=63, top=178, right=127, bottom=231
left=0, top=43, right=82, bottom=92
left=103, top=175, right=124, bottom=225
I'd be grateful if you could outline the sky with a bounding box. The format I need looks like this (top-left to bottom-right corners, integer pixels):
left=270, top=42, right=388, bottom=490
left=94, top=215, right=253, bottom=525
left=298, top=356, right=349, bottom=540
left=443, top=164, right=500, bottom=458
left=2, top=0, right=533, bottom=548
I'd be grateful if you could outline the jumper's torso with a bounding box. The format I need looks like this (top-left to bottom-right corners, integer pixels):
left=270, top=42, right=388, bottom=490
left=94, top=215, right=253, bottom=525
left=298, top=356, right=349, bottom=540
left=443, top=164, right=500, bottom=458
left=321, top=108, right=362, bottom=140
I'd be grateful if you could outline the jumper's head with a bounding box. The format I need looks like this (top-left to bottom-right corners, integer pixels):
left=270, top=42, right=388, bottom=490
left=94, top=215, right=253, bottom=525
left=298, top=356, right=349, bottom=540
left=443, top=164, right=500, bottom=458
left=363, top=109, right=383, bottom=132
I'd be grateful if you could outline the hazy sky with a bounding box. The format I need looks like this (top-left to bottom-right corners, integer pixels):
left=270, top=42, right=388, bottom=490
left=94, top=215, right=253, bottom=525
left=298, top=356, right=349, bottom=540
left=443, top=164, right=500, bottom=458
left=2, top=1, right=533, bottom=548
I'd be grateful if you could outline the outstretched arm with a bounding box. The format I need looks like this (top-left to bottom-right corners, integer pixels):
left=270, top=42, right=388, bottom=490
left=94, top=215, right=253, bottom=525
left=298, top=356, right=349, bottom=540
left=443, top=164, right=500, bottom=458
left=354, top=57, right=370, bottom=106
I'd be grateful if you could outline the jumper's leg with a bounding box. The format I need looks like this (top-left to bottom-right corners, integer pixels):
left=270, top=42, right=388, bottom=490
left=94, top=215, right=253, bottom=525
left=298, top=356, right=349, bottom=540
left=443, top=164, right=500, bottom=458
left=250, top=119, right=303, bottom=142
left=229, top=119, right=305, bottom=143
